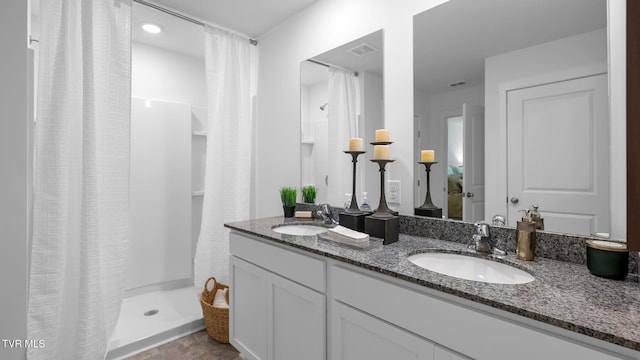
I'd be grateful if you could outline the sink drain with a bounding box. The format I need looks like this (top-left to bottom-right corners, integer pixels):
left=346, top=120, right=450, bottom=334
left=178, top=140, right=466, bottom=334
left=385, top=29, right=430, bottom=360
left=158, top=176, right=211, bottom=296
left=144, top=309, right=159, bottom=316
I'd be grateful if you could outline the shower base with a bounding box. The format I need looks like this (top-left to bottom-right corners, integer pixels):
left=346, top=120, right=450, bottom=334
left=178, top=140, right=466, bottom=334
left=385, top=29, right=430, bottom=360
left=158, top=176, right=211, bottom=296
left=106, top=286, right=204, bottom=359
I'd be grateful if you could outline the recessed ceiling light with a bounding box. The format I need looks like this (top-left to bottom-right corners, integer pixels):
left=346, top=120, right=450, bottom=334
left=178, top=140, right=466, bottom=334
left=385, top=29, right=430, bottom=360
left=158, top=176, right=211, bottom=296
left=142, top=23, right=162, bottom=34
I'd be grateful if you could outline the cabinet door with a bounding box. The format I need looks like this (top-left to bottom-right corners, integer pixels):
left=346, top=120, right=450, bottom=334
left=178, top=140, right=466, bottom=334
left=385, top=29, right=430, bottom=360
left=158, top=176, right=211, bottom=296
left=331, top=301, right=434, bottom=360
left=230, top=256, right=269, bottom=360
left=270, top=273, right=325, bottom=360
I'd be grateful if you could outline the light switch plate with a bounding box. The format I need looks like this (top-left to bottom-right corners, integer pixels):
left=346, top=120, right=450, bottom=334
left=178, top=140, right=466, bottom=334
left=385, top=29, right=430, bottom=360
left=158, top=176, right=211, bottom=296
left=387, top=180, right=401, bottom=204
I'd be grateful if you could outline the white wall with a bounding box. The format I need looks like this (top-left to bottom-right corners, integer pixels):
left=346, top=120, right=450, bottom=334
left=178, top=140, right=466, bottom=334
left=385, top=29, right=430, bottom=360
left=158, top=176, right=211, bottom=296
left=301, top=80, right=329, bottom=202
left=128, top=99, right=192, bottom=292
left=361, top=71, right=384, bottom=208
left=132, top=42, right=206, bottom=107
left=484, top=28, right=614, bottom=230
left=0, top=1, right=28, bottom=358
left=415, top=84, right=484, bottom=211
left=130, top=42, right=206, bottom=292
left=255, top=0, right=450, bottom=216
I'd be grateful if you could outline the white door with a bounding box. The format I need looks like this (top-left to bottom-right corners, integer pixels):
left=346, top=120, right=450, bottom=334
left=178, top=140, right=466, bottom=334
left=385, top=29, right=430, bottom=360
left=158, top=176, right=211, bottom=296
left=507, top=74, right=609, bottom=235
left=462, top=104, right=485, bottom=222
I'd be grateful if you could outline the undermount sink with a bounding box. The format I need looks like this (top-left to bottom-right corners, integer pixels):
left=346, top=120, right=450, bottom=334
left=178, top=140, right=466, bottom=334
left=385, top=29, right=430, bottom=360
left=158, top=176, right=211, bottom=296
left=271, top=224, right=329, bottom=236
left=407, top=252, right=535, bottom=285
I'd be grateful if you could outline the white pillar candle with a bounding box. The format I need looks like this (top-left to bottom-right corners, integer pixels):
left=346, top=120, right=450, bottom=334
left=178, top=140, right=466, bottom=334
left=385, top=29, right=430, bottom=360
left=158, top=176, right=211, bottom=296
left=421, top=150, right=435, bottom=162
left=373, top=145, right=390, bottom=160
left=375, top=129, right=390, bottom=142
left=349, top=138, right=363, bottom=151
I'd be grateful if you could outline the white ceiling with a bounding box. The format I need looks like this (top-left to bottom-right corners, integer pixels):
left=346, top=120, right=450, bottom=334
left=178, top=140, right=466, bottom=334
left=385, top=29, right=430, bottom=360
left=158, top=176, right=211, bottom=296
left=301, top=30, right=384, bottom=86
left=133, top=2, right=204, bottom=59
left=414, top=0, right=607, bottom=95
left=131, top=0, right=318, bottom=59
left=149, top=0, right=318, bottom=38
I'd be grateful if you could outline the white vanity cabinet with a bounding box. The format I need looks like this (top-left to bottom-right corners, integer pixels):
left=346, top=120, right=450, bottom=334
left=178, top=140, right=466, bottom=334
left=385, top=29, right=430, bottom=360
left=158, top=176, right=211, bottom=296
left=331, top=265, right=628, bottom=360
left=229, top=232, right=326, bottom=360
left=229, top=230, right=636, bottom=360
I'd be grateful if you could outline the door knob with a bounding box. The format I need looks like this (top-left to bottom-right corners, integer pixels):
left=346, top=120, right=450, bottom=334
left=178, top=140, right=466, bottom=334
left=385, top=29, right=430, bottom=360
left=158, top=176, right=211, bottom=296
left=510, top=197, right=519, bottom=204
left=465, top=192, right=475, bottom=198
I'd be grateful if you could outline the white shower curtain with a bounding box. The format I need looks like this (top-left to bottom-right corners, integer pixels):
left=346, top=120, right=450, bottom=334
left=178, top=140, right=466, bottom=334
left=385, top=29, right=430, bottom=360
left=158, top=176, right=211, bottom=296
left=327, top=67, right=361, bottom=207
left=194, top=26, right=257, bottom=287
left=28, top=1, right=131, bottom=359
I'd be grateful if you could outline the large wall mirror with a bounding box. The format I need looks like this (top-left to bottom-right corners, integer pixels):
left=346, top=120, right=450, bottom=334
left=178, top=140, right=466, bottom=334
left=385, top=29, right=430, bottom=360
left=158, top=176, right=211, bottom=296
left=300, top=30, right=384, bottom=208
left=413, top=0, right=619, bottom=237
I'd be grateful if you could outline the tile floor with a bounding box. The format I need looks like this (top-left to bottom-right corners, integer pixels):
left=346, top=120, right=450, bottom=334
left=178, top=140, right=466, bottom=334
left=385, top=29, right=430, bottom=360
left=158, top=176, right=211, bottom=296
left=126, top=330, right=241, bottom=360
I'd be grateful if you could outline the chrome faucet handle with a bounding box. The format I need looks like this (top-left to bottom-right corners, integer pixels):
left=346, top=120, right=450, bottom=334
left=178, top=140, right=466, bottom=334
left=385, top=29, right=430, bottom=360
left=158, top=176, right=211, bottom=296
left=492, top=214, right=506, bottom=226
left=317, top=204, right=338, bottom=225
left=471, top=221, right=506, bottom=255
left=473, top=222, right=490, bottom=237
left=320, top=203, right=331, bottom=214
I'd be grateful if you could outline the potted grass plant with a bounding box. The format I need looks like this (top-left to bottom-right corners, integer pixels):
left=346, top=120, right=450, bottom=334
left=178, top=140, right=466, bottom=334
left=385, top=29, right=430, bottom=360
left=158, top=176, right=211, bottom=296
left=280, top=187, right=298, bottom=218
left=301, top=185, right=317, bottom=204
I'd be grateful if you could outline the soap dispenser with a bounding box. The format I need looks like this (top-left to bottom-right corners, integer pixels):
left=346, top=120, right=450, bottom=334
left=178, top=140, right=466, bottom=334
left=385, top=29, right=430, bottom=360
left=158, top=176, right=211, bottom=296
left=516, top=208, right=537, bottom=261
left=360, top=192, right=372, bottom=211
left=529, top=204, right=544, bottom=230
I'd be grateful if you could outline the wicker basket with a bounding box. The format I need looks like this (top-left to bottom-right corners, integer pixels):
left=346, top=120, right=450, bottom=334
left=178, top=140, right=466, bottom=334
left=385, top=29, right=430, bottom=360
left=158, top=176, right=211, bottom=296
left=200, top=277, right=230, bottom=343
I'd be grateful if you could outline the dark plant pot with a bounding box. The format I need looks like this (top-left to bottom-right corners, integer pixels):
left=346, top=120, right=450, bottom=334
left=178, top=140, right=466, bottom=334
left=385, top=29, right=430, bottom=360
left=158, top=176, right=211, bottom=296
left=283, top=205, right=296, bottom=218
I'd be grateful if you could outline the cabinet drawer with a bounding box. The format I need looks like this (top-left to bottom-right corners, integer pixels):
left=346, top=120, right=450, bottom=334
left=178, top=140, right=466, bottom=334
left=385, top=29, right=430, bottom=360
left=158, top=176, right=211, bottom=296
left=230, top=231, right=325, bottom=292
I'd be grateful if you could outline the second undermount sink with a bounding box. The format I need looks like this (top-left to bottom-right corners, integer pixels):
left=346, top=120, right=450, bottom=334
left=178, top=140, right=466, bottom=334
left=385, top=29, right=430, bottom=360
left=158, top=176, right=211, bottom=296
left=271, top=224, right=329, bottom=236
left=408, top=252, right=535, bottom=285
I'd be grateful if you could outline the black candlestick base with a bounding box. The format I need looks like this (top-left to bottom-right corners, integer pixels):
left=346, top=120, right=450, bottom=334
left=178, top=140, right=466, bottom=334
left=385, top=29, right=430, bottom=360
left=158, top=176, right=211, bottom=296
left=369, top=159, right=395, bottom=218
left=344, top=150, right=366, bottom=211
left=415, top=161, right=442, bottom=218
left=414, top=207, right=443, bottom=218
left=365, top=216, right=398, bottom=245
left=340, top=210, right=372, bottom=232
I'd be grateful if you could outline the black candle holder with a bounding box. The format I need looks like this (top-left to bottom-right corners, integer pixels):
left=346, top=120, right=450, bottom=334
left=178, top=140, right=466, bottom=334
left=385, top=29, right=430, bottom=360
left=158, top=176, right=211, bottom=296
left=415, top=161, right=443, bottom=218
left=371, top=141, right=393, bottom=146
left=369, top=159, right=395, bottom=219
left=343, top=150, right=366, bottom=213
left=365, top=158, right=399, bottom=245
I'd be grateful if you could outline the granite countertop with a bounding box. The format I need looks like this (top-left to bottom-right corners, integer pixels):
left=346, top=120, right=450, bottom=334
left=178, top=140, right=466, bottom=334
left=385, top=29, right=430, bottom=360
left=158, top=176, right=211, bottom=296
left=225, top=216, right=640, bottom=352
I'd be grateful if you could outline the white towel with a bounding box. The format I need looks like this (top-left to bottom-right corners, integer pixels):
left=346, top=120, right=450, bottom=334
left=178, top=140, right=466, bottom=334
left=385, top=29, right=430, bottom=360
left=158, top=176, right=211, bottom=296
left=213, top=288, right=229, bottom=309
left=328, top=225, right=369, bottom=243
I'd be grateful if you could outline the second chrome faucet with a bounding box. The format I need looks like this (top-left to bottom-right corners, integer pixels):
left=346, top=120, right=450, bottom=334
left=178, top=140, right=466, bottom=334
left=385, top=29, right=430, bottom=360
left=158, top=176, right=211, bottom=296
left=317, top=203, right=338, bottom=225
left=470, top=222, right=506, bottom=256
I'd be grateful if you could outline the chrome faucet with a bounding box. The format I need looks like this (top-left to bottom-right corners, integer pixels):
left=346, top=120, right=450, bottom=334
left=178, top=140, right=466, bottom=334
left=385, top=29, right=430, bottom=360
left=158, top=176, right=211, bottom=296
left=470, top=221, right=506, bottom=255
left=492, top=214, right=506, bottom=226
left=317, top=204, right=338, bottom=225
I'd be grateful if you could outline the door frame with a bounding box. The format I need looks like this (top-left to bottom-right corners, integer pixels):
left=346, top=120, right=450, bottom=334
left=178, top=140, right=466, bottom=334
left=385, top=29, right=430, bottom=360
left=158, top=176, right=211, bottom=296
left=627, top=0, right=640, bottom=250
left=495, top=63, right=608, bottom=224
left=441, top=109, right=463, bottom=219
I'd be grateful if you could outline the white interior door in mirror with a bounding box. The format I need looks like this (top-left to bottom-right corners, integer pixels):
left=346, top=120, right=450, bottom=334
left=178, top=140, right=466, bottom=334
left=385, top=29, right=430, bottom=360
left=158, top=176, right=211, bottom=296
left=462, top=104, right=485, bottom=223
left=507, top=74, right=609, bottom=235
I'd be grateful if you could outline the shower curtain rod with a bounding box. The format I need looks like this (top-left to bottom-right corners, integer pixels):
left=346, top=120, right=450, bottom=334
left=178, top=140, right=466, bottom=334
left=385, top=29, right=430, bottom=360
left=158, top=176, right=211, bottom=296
left=308, top=59, right=359, bottom=77
left=133, top=0, right=258, bottom=46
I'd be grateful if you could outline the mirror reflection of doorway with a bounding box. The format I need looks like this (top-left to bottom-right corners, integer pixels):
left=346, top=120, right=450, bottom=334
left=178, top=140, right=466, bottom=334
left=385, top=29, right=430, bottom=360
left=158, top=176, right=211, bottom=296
left=447, top=115, right=464, bottom=220
left=443, top=104, right=485, bottom=222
